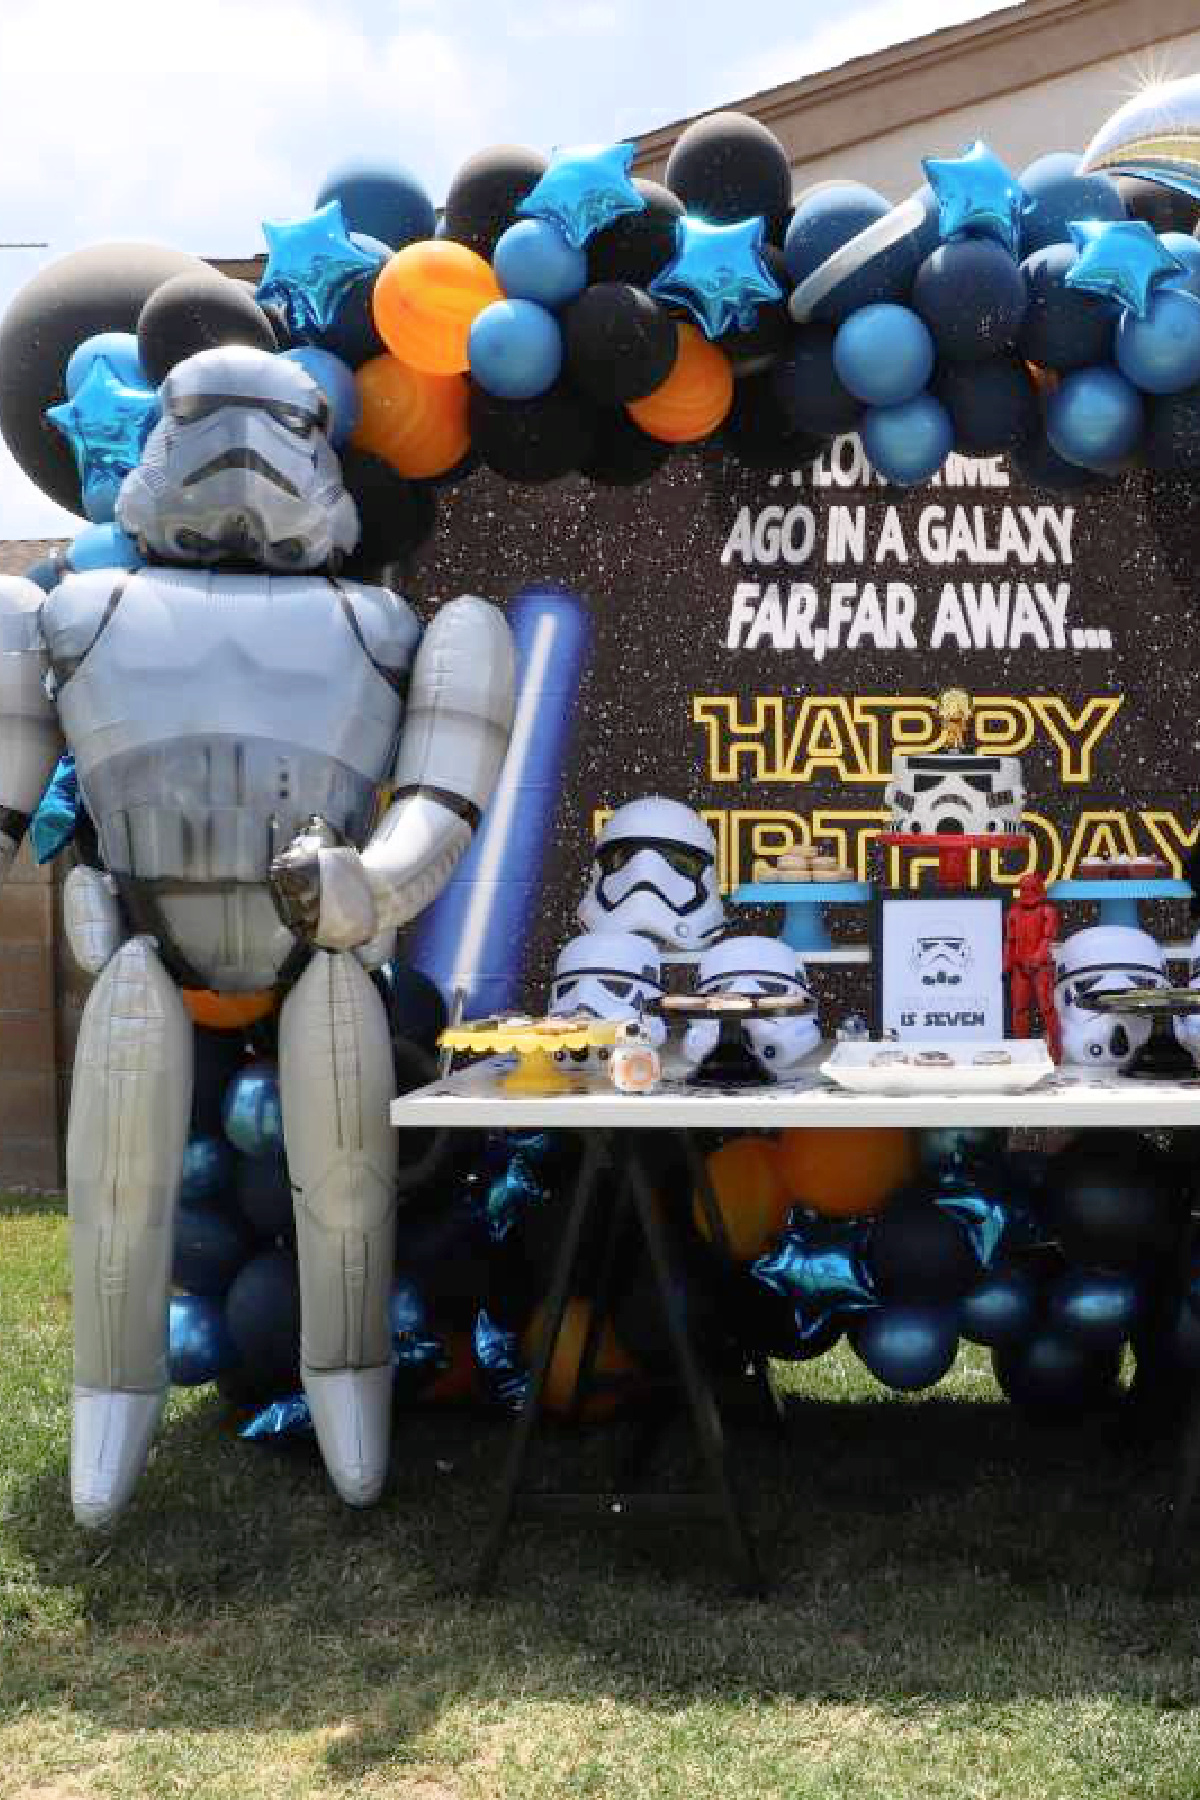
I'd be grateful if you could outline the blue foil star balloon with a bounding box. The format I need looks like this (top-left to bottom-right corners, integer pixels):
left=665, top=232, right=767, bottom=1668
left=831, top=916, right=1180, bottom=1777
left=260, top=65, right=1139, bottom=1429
left=650, top=215, right=784, bottom=339
left=923, top=140, right=1026, bottom=256
left=752, top=1211, right=876, bottom=1339
left=517, top=142, right=645, bottom=249
left=257, top=198, right=385, bottom=341
left=1066, top=218, right=1183, bottom=319
left=29, top=753, right=79, bottom=864
left=46, top=356, right=160, bottom=523
left=472, top=1308, right=531, bottom=1414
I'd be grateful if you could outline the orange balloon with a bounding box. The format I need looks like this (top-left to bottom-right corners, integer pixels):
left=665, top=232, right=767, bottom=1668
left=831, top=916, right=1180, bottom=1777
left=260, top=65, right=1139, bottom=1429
left=352, top=353, right=470, bottom=479
left=372, top=238, right=502, bottom=375
left=181, top=988, right=277, bottom=1031
left=522, top=1298, right=640, bottom=1419
left=626, top=321, right=733, bottom=443
left=775, top=1128, right=918, bottom=1219
left=694, top=1136, right=791, bottom=1263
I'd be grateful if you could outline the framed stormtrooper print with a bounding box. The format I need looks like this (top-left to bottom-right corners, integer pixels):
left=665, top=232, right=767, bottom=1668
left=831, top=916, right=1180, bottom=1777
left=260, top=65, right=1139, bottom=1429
left=873, top=891, right=1009, bottom=1043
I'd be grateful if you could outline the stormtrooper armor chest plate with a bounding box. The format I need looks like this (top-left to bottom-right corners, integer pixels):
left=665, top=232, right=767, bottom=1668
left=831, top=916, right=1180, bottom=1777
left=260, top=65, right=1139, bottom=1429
left=44, top=567, right=418, bottom=990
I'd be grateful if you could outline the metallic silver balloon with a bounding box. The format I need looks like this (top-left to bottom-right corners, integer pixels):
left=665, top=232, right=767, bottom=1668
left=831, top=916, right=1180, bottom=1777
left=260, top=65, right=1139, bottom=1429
left=1080, top=75, right=1200, bottom=203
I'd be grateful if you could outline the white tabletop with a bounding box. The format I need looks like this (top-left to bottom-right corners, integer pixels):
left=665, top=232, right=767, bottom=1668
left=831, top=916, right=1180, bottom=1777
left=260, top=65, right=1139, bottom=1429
left=390, top=1045, right=1200, bottom=1132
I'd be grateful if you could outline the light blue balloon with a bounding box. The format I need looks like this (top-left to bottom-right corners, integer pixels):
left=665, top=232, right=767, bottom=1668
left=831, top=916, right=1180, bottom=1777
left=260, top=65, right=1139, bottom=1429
left=281, top=346, right=360, bottom=445
left=1161, top=231, right=1200, bottom=300
left=861, top=391, right=954, bottom=485
left=1046, top=364, right=1144, bottom=469
left=833, top=304, right=934, bottom=407
left=493, top=218, right=588, bottom=309
left=66, top=522, right=143, bottom=572
left=65, top=331, right=148, bottom=398
left=1116, top=287, right=1200, bottom=393
left=168, top=1293, right=238, bottom=1386
left=468, top=298, right=563, bottom=400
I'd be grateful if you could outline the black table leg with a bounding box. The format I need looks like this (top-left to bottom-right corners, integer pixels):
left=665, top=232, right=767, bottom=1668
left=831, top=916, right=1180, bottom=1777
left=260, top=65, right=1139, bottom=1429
left=471, top=1132, right=608, bottom=1595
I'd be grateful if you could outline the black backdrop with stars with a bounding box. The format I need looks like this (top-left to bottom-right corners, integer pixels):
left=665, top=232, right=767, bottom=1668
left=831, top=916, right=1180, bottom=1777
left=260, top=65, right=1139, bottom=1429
left=402, top=443, right=1200, bottom=1016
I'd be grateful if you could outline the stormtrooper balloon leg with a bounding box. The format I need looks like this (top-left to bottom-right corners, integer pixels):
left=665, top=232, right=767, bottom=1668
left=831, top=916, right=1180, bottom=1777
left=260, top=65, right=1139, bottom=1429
left=68, top=936, right=193, bottom=1528
left=279, top=950, right=398, bottom=1506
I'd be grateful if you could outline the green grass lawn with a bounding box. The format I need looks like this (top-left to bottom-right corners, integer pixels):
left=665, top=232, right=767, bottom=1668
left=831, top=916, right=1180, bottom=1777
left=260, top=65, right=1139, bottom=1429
left=5, top=1191, right=1200, bottom=1800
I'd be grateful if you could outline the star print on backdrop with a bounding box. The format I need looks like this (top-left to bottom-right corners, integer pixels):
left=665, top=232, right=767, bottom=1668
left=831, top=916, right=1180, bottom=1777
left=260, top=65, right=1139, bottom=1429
left=923, top=140, right=1026, bottom=255
left=45, top=355, right=160, bottom=522
left=1065, top=218, right=1184, bottom=317
left=256, top=199, right=385, bottom=340
left=649, top=215, right=784, bottom=339
left=517, top=142, right=646, bottom=248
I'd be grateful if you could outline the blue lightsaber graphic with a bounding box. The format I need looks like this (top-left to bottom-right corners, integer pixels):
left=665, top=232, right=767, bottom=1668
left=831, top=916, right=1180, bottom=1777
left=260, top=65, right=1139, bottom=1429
left=409, top=584, right=591, bottom=1016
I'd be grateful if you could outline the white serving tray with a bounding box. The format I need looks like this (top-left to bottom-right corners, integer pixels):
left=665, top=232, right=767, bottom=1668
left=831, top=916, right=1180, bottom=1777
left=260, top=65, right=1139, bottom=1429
left=821, top=1040, right=1055, bottom=1096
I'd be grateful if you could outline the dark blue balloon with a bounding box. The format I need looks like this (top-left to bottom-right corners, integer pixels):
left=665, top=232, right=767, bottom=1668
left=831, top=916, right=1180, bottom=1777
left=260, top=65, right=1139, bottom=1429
left=1017, top=244, right=1117, bottom=371
left=807, top=187, right=941, bottom=325
left=377, top=962, right=448, bottom=1054
left=315, top=161, right=436, bottom=251
left=1167, top=1299, right=1200, bottom=1370
left=852, top=1304, right=959, bottom=1391
left=912, top=239, right=1028, bottom=362
left=172, top=1200, right=253, bottom=1297
left=169, top=1293, right=239, bottom=1386
left=1013, top=431, right=1104, bottom=490
left=469, top=298, right=562, bottom=400
left=1048, top=1268, right=1141, bottom=1350
left=1144, top=383, right=1200, bottom=472
left=784, top=181, right=889, bottom=285
left=1019, top=151, right=1126, bottom=257
left=1115, top=288, right=1200, bottom=395
left=933, top=356, right=1038, bottom=453
left=992, top=1325, right=1122, bottom=1417
left=234, top=1148, right=293, bottom=1242
left=861, top=391, right=954, bottom=485
left=494, top=218, right=588, bottom=309
left=225, top=1248, right=302, bottom=1397
left=770, top=325, right=861, bottom=437
left=223, top=1058, right=283, bottom=1160
left=1047, top=365, right=1144, bottom=471
left=180, top=1134, right=235, bottom=1209
left=390, top=1275, right=430, bottom=1339
left=833, top=303, right=933, bottom=407
left=960, top=1268, right=1040, bottom=1348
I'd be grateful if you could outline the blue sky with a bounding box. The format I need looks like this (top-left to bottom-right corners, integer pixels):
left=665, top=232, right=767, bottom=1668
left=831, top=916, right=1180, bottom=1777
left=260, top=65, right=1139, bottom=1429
left=0, top=0, right=1012, bottom=539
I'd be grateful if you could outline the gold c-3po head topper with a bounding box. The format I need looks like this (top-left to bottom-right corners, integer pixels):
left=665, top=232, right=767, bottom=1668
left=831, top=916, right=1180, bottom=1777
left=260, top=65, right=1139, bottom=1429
left=938, top=689, right=972, bottom=751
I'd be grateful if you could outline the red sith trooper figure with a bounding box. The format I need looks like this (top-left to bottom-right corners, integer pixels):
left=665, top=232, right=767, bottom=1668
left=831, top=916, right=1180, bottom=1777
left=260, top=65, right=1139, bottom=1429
left=1004, top=873, right=1061, bottom=1061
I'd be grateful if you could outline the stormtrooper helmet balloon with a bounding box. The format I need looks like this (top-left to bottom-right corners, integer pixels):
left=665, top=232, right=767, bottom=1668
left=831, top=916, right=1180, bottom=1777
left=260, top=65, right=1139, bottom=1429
left=682, top=935, right=819, bottom=1076
left=547, top=931, right=666, bottom=1050
left=1175, top=926, right=1200, bottom=1062
left=117, top=345, right=360, bottom=573
left=577, top=796, right=724, bottom=949
left=1054, top=924, right=1168, bottom=1069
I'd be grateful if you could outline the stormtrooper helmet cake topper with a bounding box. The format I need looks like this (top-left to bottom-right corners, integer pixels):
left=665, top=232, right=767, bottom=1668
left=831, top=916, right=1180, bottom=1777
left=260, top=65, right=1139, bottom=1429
left=577, top=795, right=724, bottom=949
left=548, top=930, right=666, bottom=1048
left=117, top=345, right=360, bottom=572
left=681, top=934, right=820, bottom=1076
left=1054, top=923, right=1169, bottom=1069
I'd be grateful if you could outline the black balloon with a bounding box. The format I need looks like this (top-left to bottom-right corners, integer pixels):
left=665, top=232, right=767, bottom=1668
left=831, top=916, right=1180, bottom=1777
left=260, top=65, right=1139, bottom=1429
left=771, top=325, right=862, bottom=438
left=470, top=379, right=595, bottom=483
left=720, top=369, right=821, bottom=470
left=579, top=407, right=671, bottom=485
left=912, top=240, right=1028, bottom=363
left=723, top=244, right=793, bottom=377
left=225, top=1247, right=302, bottom=1397
left=1017, top=244, right=1116, bottom=372
left=587, top=178, right=685, bottom=287
left=0, top=241, right=209, bottom=513
left=443, top=143, right=549, bottom=258
left=933, top=356, right=1038, bottom=454
left=1047, top=1133, right=1182, bottom=1271
left=665, top=111, right=792, bottom=230
left=852, top=1303, right=960, bottom=1391
left=137, top=271, right=278, bottom=386
left=992, top=1326, right=1122, bottom=1420
left=1143, top=384, right=1200, bottom=473
left=868, top=1198, right=982, bottom=1303
left=234, top=1149, right=294, bottom=1243
left=1116, top=176, right=1200, bottom=237
left=564, top=282, right=678, bottom=405
left=339, top=447, right=437, bottom=570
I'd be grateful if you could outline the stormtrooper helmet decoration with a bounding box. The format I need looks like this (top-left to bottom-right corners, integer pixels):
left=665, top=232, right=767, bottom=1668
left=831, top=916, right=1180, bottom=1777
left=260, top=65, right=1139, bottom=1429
left=547, top=930, right=666, bottom=1049
left=117, top=345, right=360, bottom=573
left=577, top=795, right=724, bottom=948
left=1175, top=926, right=1200, bottom=1061
left=682, top=934, right=820, bottom=1076
left=1054, top=923, right=1168, bottom=1069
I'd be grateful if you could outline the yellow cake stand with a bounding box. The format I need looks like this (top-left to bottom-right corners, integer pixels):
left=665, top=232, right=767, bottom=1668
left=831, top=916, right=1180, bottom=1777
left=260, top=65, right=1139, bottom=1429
left=438, top=1013, right=636, bottom=1093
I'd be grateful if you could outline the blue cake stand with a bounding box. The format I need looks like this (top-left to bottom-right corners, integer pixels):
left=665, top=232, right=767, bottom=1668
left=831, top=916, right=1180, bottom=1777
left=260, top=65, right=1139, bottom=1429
left=730, top=881, right=873, bottom=953
left=1048, top=879, right=1192, bottom=931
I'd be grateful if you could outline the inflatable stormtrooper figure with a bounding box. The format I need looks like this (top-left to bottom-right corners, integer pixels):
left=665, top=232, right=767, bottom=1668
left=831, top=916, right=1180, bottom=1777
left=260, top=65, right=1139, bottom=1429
left=547, top=931, right=666, bottom=1056
left=0, top=345, right=515, bottom=1526
left=1175, top=927, right=1200, bottom=1062
left=577, top=796, right=724, bottom=949
left=1054, top=924, right=1168, bottom=1069
left=682, top=935, right=820, bottom=1076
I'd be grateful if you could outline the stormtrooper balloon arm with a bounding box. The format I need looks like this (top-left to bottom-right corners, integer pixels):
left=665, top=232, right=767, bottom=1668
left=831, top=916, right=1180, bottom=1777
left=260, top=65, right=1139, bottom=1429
left=360, top=594, right=515, bottom=932
left=0, top=581, right=64, bottom=887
